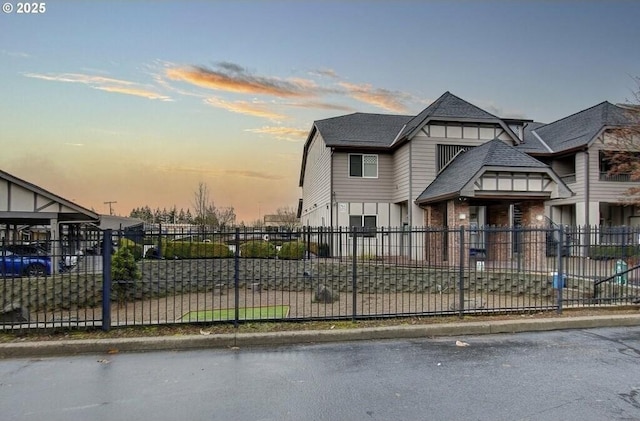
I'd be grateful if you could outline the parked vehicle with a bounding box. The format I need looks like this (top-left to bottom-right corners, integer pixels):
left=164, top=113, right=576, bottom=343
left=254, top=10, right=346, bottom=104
left=0, top=243, right=83, bottom=276
left=0, top=245, right=52, bottom=276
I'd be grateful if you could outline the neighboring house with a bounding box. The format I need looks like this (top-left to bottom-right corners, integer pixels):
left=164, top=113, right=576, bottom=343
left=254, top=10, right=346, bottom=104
left=298, top=91, right=639, bottom=260
left=0, top=169, right=145, bottom=270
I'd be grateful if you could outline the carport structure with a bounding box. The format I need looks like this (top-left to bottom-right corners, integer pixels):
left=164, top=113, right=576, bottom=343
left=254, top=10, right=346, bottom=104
left=0, top=169, right=99, bottom=272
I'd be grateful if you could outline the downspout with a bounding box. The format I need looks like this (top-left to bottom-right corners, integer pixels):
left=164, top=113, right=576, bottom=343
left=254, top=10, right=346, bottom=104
left=585, top=149, right=591, bottom=255
left=585, top=149, right=590, bottom=227
left=330, top=148, right=334, bottom=228
left=409, top=141, right=413, bottom=227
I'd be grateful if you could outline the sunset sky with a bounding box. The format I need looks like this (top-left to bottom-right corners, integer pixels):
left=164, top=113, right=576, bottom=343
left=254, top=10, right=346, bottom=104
left=1, top=1, right=639, bottom=223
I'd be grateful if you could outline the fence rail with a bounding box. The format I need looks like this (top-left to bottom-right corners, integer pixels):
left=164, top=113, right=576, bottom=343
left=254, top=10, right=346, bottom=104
left=2, top=225, right=639, bottom=331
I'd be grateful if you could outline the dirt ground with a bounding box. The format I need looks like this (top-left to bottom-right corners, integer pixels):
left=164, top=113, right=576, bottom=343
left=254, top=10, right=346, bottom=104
left=4, top=287, right=637, bottom=343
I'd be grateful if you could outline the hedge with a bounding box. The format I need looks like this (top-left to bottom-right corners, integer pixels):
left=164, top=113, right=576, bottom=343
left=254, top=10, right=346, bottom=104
left=278, top=241, right=305, bottom=260
left=240, top=240, right=277, bottom=258
left=161, top=241, right=233, bottom=259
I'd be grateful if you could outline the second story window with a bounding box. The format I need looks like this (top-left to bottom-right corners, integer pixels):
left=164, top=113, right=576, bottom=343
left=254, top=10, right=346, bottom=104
left=349, top=154, right=378, bottom=178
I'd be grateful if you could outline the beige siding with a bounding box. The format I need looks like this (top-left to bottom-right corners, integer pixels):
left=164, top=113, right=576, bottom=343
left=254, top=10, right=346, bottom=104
left=589, top=139, right=640, bottom=202
left=300, top=132, right=332, bottom=225
left=332, top=152, right=394, bottom=202
left=0, top=180, right=8, bottom=211
left=392, top=143, right=410, bottom=203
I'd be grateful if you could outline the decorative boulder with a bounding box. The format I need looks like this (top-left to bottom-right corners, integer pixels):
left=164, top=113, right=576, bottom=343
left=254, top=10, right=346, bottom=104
left=0, top=303, right=30, bottom=323
left=313, top=284, right=337, bottom=303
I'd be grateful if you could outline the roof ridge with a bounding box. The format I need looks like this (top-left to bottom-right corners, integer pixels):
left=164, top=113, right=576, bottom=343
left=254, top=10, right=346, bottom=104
left=536, top=101, right=610, bottom=130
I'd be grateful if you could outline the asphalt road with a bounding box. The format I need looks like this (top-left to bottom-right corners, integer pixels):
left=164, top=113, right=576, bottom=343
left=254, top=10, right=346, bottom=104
left=1, top=327, right=639, bottom=421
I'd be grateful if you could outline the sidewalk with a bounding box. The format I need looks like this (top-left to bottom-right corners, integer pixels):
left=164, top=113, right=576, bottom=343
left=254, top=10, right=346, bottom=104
left=1, top=313, right=639, bottom=359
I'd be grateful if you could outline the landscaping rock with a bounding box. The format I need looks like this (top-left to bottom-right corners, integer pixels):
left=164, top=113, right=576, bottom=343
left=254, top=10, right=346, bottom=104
left=0, top=303, right=30, bottom=323
left=313, top=284, right=337, bottom=303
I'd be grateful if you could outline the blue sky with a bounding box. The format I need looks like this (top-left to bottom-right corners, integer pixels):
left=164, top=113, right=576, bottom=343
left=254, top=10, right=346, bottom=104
left=1, top=1, right=639, bottom=223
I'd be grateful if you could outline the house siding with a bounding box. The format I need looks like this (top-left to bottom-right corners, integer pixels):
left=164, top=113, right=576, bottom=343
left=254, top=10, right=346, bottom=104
left=332, top=152, right=394, bottom=202
left=392, top=143, right=410, bottom=203
left=589, top=137, right=637, bottom=202
left=300, top=132, right=332, bottom=226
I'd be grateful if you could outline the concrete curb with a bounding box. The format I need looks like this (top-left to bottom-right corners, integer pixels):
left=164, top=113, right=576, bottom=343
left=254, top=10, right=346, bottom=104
left=1, top=314, right=639, bottom=359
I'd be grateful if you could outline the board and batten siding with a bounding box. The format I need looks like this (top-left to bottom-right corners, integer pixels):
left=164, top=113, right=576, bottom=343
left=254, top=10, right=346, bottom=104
left=300, top=132, right=332, bottom=226
left=0, top=179, right=68, bottom=213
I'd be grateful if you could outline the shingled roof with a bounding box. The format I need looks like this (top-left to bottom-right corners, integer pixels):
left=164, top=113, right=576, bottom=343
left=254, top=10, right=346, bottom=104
left=313, top=113, right=412, bottom=149
left=529, top=101, right=632, bottom=153
left=415, top=139, right=551, bottom=203
left=393, top=91, right=521, bottom=144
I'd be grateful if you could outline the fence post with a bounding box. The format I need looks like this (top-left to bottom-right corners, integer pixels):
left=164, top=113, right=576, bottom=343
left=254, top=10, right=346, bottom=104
left=352, top=227, right=358, bottom=321
left=234, top=228, right=240, bottom=328
left=556, top=225, right=564, bottom=314
left=458, top=226, right=465, bottom=318
left=101, top=229, right=112, bottom=331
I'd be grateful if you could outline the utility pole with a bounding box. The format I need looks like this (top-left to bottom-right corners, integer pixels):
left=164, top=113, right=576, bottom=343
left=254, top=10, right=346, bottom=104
left=104, top=201, right=117, bottom=216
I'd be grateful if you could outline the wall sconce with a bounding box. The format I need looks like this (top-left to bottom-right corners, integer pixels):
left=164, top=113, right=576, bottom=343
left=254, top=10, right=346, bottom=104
left=459, top=213, right=467, bottom=220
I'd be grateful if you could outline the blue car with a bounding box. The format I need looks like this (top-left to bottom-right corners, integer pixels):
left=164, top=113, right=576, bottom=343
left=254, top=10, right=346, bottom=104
left=0, top=245, right=52, bottom=277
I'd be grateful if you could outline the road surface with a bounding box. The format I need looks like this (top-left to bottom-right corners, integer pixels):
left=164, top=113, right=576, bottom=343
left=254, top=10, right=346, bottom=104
left=1, top=326, right=639, bottom=421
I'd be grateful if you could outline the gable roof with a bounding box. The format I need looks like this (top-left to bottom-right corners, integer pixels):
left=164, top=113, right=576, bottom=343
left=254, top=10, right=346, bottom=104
left=530, top=101, right=632, bottom=153
left=298, top=113, right=411, bottom=186
left=314, top=112, right=413, bottom=148
left=393, top=91, right=521, bottom=144
left=415, top=139, right=551, bottom=203
left=0, top=169, right=99, bottom=222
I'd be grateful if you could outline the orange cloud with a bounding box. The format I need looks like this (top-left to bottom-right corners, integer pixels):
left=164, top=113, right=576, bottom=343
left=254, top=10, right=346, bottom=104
left=339, top=82, right=409, bottom=113
left=24, top=72, right=171, bottom=101
left=285, top=100, right=355, bottom=111
left=156, top=165, right=285, bottom=181
left=204, top=97, right=287, bottom=120
left=166, top=64, right=317, bottom=98
left=245, top=126, right=308, bottom=142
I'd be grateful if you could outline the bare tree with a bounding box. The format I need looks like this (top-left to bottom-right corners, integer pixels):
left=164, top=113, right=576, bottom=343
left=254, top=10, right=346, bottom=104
left=216, top=206, right=236, bottom=230
left=192, top=182, right=216, bottom=229
left=604, top=78, right=640, bottom=204
left=275, top=206, right=300, bottom=230
left=192, top=182, right=237, bottom=230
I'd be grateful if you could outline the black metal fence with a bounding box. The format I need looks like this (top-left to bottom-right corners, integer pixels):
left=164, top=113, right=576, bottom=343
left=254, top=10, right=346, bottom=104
left=1, top=225, right=639, bottom=331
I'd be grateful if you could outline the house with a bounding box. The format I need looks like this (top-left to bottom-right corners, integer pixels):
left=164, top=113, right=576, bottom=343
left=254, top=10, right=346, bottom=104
left=298, top=91, right=639, bottom=260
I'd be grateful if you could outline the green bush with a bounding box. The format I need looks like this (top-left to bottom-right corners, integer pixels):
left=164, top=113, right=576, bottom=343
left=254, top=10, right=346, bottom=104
left=240, top=240, right=277, bottom=258
left=119, top=238, right=143, bottom=260
left=309, top=242, right=331, bottom=257
left=162, top=241, right=232, bottom=259
left=588, top=245, right=640, bottom=260
left=111, top=247, right=141, bottom=282
left=278, top=241, right=305, bottom=260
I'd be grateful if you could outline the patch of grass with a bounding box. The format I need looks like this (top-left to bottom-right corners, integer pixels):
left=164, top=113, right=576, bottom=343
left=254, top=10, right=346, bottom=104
left=181, top=305, right=290, bottom=322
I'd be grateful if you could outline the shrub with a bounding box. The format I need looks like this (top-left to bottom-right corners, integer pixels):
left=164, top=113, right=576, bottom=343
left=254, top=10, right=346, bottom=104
left=111, top=247, right=141, bottom=282
left=119, top=238, right=143, bottom=260
left=162, top=241, right=232, bottom=259
left=278, top=241, right=305, bottom=260
left=240, top=240, right=277, bottom=258
left=309, top=242, right=331, bottom=257
left=588, top=245, right=640, bottom=260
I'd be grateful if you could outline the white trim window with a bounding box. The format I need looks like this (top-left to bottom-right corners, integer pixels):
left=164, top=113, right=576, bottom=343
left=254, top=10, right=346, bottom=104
left=349, top=154, right=378, bottom=178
